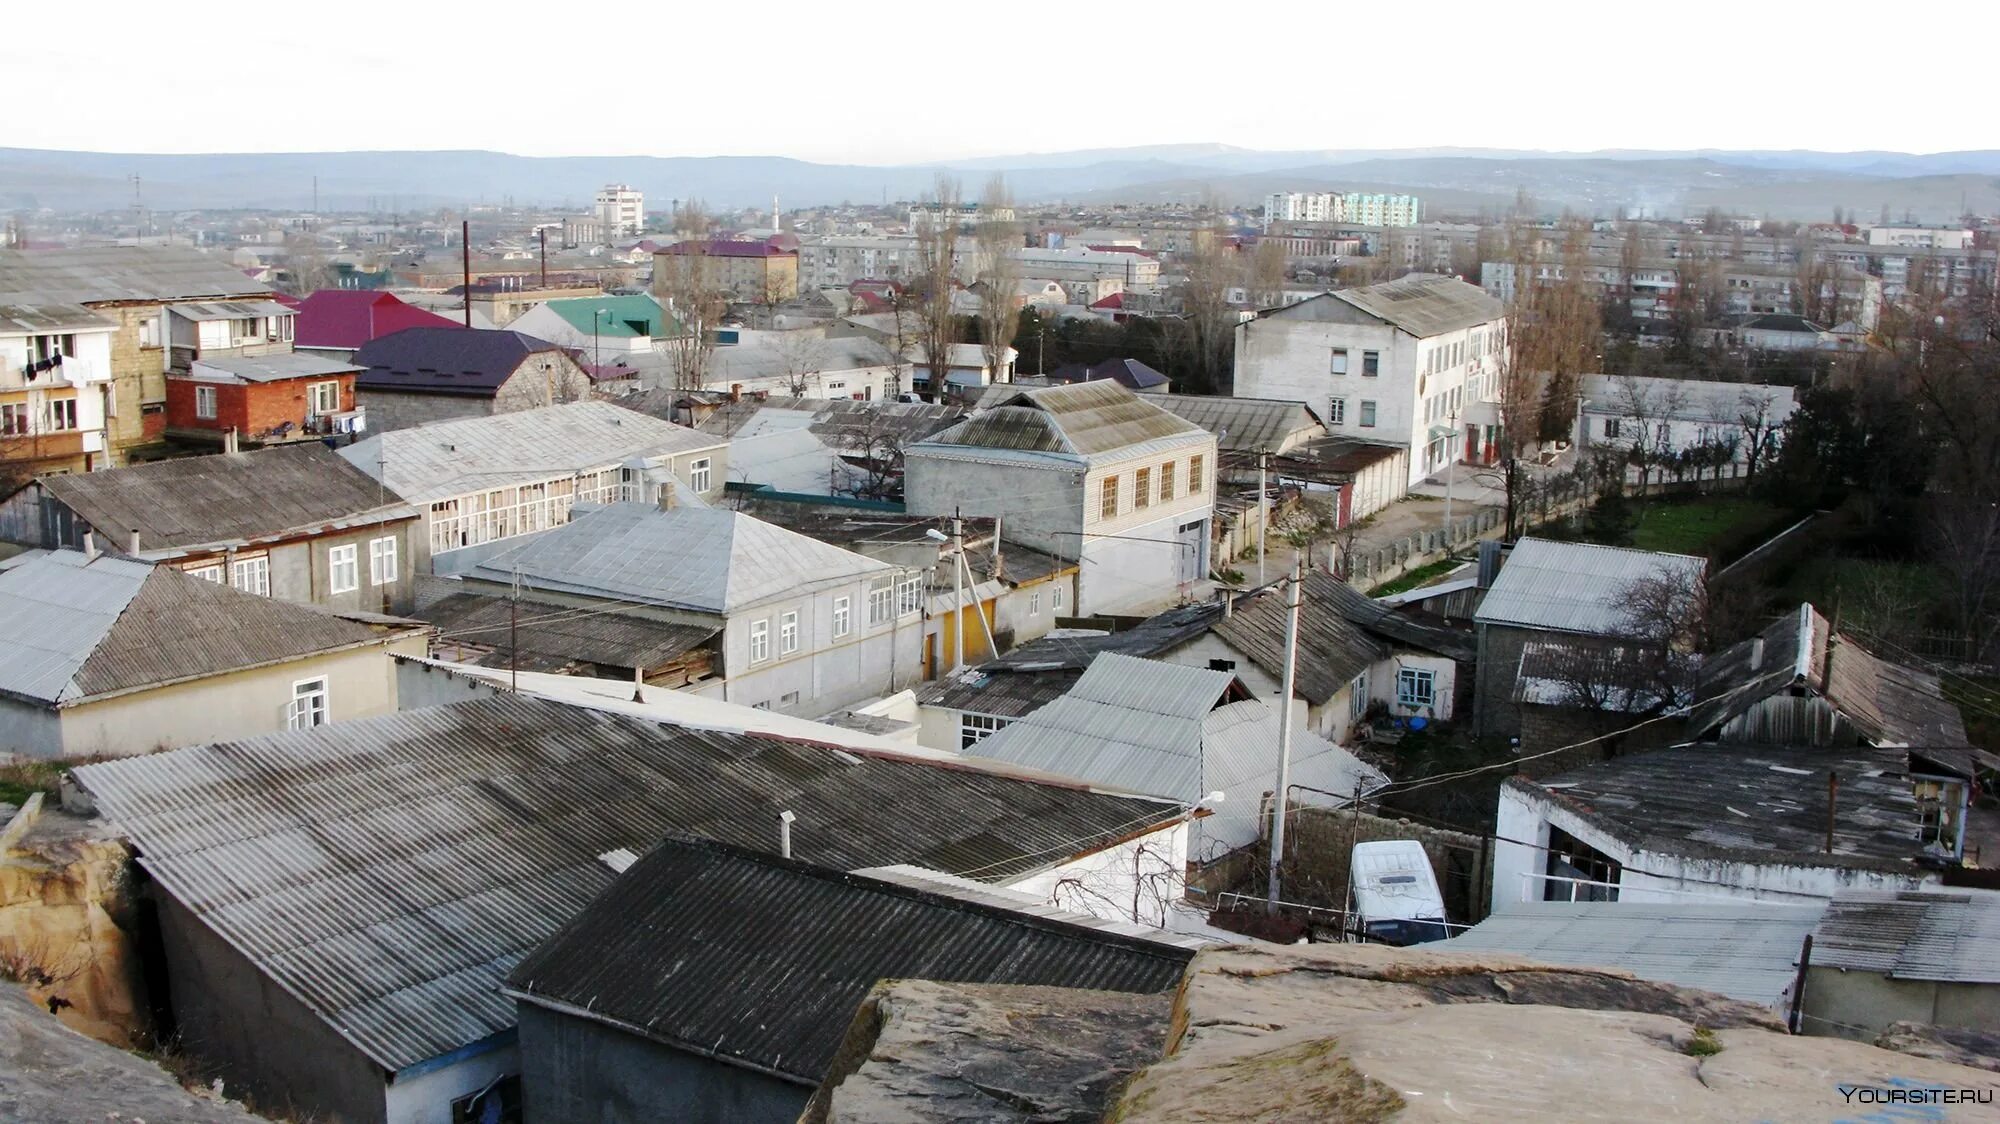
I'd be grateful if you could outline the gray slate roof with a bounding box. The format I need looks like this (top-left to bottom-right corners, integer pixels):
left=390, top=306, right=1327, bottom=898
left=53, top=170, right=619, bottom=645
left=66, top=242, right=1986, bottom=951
left=1475, top=537, right=1707, bottom=636
left=28, top=445, right=416, bottom=558
left=1504, top=743, right=1929, bottom=871
left=918, top=602, right=1223, bottom=717
left=1155, top=394, right=1324, bottom=454
left=474, top=502, right=889, bottom=614
left=0, top=550, right=381, bottom=705
left=0, top=246, right=271, bottom=305
left=73, top=694, right=1185, bottom=1073
left=417, top=589, right=717, bottom=670
left=1212, top=574, right=1390, bottom=704
left=503, top=835, right=1193, bottom=1084
left=337, top=401, right=723, bottom=503
left=1267, top=276, right=1503, bottom=338
left=1811, top=891, right=2000, bottom=983
left=1445, top=901, right=1822, bottom=1006
left=913, top=381, right=1208, bottom=465
left=1578, top=374, right=1796, bottom=427
left=185, top=352, right=363, bottom=385
left=0, top=302, right=116, bottom=334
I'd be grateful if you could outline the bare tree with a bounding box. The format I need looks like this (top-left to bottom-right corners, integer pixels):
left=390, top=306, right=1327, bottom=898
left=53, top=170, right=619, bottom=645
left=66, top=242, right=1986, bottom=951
left=1175, top=209, right=1240, bottom=393
left=974, top=175, right=1021, bottom=389
left=771, top=330, right=828, bottom=397
left=911, top=177, right=962, bottom=399
left=1248, top=237, right=1289, bottom=309
left=281, top=229, right=336, bottom=295
left=1607, top=374, right=1688, bottom=497
left=1734, top=385, right=1786, bottom=486
left=654, top=201, right=725, bottom=390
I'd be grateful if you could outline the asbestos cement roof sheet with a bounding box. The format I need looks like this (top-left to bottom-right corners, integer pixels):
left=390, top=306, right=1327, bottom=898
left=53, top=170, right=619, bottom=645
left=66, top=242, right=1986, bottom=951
left=1445, top=901, right=1823, bottom=1006
left=503, top=835, right=1193, bottom=1084
left=1328, top=275, right=1505, bottom=338
left=1811, top=890, right=2000, bottom=983
left=1212, top=573, right=1389, bottom=705
left=73, top=694, right=1186, bottom=1074
left=1155, top=394, right=1323, bottom=453
left=0, top=246, right=272, bottom=305
left=915, top=380, right=1208, bottom=464
left=1474, top=537, right=1707, bottom=636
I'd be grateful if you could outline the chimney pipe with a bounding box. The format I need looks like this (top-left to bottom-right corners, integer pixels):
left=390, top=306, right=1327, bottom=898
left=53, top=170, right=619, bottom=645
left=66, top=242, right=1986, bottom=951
left=779, top=810, right=796, bottom=859
left=81, top=531, right=97, bottom=560
left=1825, top=771, right=1839, bottom=854
left=127, top=529, right=140, bottom=555
left=1748, top=637, right=1765, bottom=672
left=730, top=383, right=743, bottom=403
left=657, top=479, right=678, bottom=512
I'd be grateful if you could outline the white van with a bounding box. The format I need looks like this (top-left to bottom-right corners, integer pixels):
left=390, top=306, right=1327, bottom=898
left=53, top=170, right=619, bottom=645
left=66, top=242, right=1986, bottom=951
left=1349, top=840, right=1450, bottom=946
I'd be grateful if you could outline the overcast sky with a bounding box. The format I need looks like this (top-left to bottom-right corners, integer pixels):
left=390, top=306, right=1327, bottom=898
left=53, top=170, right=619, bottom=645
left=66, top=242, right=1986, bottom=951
left=12, top=0, right=1992, bottom=163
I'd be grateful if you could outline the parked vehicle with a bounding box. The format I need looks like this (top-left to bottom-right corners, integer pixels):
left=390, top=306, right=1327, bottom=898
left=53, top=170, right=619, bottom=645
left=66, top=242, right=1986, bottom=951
left=1349, top=840, right=1450, bottom=946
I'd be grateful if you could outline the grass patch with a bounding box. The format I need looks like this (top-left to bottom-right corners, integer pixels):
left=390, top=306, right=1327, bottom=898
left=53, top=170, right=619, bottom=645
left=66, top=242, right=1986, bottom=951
left=1682, top=1026, right=1724, bottom=1057
left=0, top=761, right=64, bottom=807
left=1628, top=497, right=1788, bottom=557
left=1942, top=676, right=2000, bottom=756
left=1368, top=557, right=1464, bottom=598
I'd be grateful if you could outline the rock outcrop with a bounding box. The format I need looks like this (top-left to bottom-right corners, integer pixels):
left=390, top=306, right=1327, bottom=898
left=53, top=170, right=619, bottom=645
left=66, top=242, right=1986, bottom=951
left=0, top=983, right=259, bottom=1122
left=0, top=797, right=147, bottom=1045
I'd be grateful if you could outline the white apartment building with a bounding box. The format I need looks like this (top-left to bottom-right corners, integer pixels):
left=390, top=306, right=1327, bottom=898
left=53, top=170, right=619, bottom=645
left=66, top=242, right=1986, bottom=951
left=1264, top=192, right=1421, bottom=229
left=908, top=202, right=1015, bottom=232
left=797, top=235, right=923, bottom=290
left=0, top=302, right=117, bottom=475
left=1009, top=247, right=1162, bottom=292
left=1481, top=257, right=1883, bottom=332
left=1233, top=275, right=1510, bottom=489
left=1865, top=224, right=1972, bottom=250
left=595, top=184, right=645, bottom=239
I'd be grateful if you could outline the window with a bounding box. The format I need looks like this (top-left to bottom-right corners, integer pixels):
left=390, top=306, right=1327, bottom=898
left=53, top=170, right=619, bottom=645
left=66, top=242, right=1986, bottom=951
left=138, top=316, right=161, bottom=349
left=307, top=381, right=341, bottom=417
left=1362, top=350, right=1380, bottom=377
left=369, top=536, right=398, bottom=585
left=1328, top=397, right=1346, bottom=425
left=1100, top=475, right=1119, bottom=521
left=230, top=555, right=270, bottom=596
left=1029, top=590, right=1041, bottom=616
left=780, top=690, right=800, bottom=707
left=689, top=457, right=712, bottom=494
left=1350, top=669, right=1369, bottom=719
left=1359, top=400, right=1377, bottom=428
left=960, top=712, right=1010, bottom=749
left=1189, top=455, right=1204, bottom=494
left=867, top=576, right=894, bottom=625
left=749, top=619, right=771, bottom=662
left=44, top=398, right=78, bottom=431
left=1159, top=460, right=1174, bottom=501
left=1330, top=348, right=1349, bottom=375
left=185, top=563, right=224, bottom=583
left=1052, top=584, right=1065, bottom=611
left=328, top=544, right=358, bottom=593
left=780, top=610, right=799, bottom=655
left=832, top=595, right=852, bottom=638
left=1134, top=466, right=1151, bottom=510
left=288, top=678, right=329, bottom=730
left=0, top=403, right=26, bottom=436
left=896, top=573, right=922, bottom=616
left=1603, top=417, right=1620, bottom=440
left=1396, top=667, right=1435, bottom=709
left=195, top=385, right=218, bottom=420
left=1544, top=825, right=1621, bottom=903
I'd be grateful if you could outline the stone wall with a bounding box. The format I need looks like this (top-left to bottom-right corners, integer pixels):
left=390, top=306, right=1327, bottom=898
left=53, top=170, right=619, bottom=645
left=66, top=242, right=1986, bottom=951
left=1517, top=703, right=1687, bottom=779
left=1280, top=805, right=1492, bottom=928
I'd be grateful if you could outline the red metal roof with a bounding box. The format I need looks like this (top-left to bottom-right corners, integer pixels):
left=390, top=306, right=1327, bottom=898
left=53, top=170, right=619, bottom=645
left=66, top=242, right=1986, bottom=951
left=656, top=239, right=795, bottom=258
left=294, top=290, right=465, bottom=350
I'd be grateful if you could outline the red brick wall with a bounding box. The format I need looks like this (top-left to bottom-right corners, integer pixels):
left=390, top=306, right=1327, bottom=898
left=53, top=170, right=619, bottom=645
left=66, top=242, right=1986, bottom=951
left=165, top=375, right=354, bottom=437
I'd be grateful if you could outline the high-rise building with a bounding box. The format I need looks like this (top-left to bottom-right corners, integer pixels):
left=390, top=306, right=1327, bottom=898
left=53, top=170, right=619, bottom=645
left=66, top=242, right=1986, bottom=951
left=1262, top=191, right=1421, bottom=229
left=594, top=184, right=644, bottom=239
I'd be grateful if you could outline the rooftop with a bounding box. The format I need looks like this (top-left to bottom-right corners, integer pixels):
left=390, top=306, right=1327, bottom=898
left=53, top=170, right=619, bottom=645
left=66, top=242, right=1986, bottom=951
left=1577, top=374, right=1797, bottom=426
left=291, top=289, right=465, bottom=350
left=352, top=327, right=570, bottom=395
left=503, top=834, right=1194, bottom=1085
left=538, top=294, right=676, bottom=339
left=473, top=502, right=890, bottom=614
left=417, top=589, right=718, bottom=672
left=912, top=380, right=1209, bottom=465
left=656, top=239, right=795, bottom=258
left=337, top=401, right=723, bottom=503
left=918, top=602, right=1224, bottom=717
left=0, top=302, right=116, bottom=335
left=24, top=445, right=414, bottom=558
left=1810, top=890, right=2000, bottom=983
left=1155, top=394, right=1323, bottom=453
left=1211, top=574, right=1390, bottom=705
left=0, top=550, right=383, bottom=706
left=1265, top=275, right=1505, bottom=337
left=0, top=245, right=272, bottom=305
left=1475, top=537, right=1707, bottom=636
left=183, top=352, right=363, bottom=385
left=73, top=694, right=1184, bottom=1073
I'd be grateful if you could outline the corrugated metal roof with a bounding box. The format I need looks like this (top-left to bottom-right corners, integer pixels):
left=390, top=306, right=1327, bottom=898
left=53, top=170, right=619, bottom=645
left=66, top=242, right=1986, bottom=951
left=0, top=302, right=117, bottom=334
left=36, top=445, right=416, bottom=556
left=417, top=590, right=717, bottom=669
left=1513, top=639, right=1697, bottom=712
left=0, top=550, right=381, bottom=704
left=917, top=604, right=1224, bottom=716
left=1811, top=891, right=2000, bottom=983
left=186, top=352, right=363, bottom=384
left=1155, top=394, right=1323, bottom=453
left=963, top=652, right=1236, bottom=800
left=1328, top=275, right=1505, bottom=337
left=503, top=835, right=1194, bottom=1083
left=1319, top=578, right=1477, bottom=661
left=1475, top=537, right=1707, bottom=635
left=1199, top=698, right=1386, bottom=807
left=0, top=246, right=272, bottom=305
left=167, top=300, right=295, bottom=321
left=915, top=381, right=1209, bottom=464
left=1445, top=901, right=1822, bottom=1006
left=1212, top=573, right=1389, bottom=704
left=337, top=401, right=724, bottom=503
left=74, top=695, right=1185, bottom=1074
left=472, top=502, right=890, bottom=614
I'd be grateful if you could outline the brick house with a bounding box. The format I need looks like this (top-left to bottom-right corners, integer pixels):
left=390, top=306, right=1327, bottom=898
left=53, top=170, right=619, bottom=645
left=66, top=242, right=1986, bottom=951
left=165, top=353, right=365, bottom=448
left=654, top=239, right=799, bottom=304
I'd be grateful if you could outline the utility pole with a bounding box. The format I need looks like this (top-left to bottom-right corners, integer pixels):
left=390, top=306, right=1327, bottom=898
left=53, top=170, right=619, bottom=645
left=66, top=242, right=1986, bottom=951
left=461, top=220, right=473, bottom=328
left=952, top=511, right=965, bottom=671
left=1266, top=555, right=1304, bottom=914
left=539, top=226, right=548, bottom=289
left=1256, top=448, right=1269, bottom=587
left=508, top=565, right=521, bottom=693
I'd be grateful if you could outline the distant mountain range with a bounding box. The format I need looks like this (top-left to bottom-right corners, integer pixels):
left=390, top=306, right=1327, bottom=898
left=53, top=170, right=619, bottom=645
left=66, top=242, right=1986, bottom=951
left=3, top=144, right=1996, bottom=222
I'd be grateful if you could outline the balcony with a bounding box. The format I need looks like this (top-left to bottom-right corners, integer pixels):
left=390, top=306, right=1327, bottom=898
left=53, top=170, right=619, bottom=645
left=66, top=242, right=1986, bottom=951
left=6, top=354, right=108, bottom=392
left=0, top=428, right=93, bottom=464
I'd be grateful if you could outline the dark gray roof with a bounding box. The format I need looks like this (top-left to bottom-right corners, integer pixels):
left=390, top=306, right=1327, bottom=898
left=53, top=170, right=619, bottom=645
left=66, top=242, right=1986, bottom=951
left=0, top=246, right=271, bottom=305
left=504, top=834, right=1193, bottom=1083
left=73, top=695, right=1183, bottom=1073
left=915, top=381, right=1207, bottom=462
left=1505, top=744, right=1932, bottom=871
left=0, top=302, right=116, bottom=334
left=1316, top=577, right=1476, bottom=662
left=1264, top=276, right=1503, bottom=337
left=353, top=327, right=567, bottom=396
left=1047, top=358, right=1169, bottom=391
left=29, top=445, right=415, bottom=557
left=918, top=602, right=1224, bottom=716
left=417, top=590, right=717, bottom=670
left=1212, top=573, right=1388, bottom=704
left=1811, top=891, right=2000, bottom=983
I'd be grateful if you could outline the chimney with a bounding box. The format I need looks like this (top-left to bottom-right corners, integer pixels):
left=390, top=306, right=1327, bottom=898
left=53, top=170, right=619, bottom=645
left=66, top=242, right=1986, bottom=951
left=657, top=479, right=678, bottom=512
left=1220, top=589, right=1234, bottom=618
left=1748, top=637, right=1765, bottom=672
left=729, top=383, right=743, bottom=403
left=127, top=529, right=141, bottom=555
left=81, top=531, right=97, bottom=560
left=222, top=427, right=238, bottom=454
left=779, top=810, right=797, bottom=859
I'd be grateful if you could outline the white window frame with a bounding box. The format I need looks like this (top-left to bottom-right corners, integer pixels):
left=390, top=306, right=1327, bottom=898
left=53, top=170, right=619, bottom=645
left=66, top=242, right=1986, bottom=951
left=287, top=677, right=329, bottom=730
left=307, top=380, right=341, bottom=417
left=195, top=385, right=219, bottom=420
left=185, top=562, right=224, bottom=583
left=368, top=536, right=398, bottom=585
left=896, top=573, right=922, bottom=617
left=832, top=595, right=851, bottom=638
left=230, top=554, right=270, bottom=596
left=1330, top=348, right=1348, bottom=375
left=1052, top=583, right=1065, bottom=611
left=960, top=712, right=1009, bottom=749
left=1397, top=666, right=1436, bottom=709
left=779, top=610, right=800, bottom=655
left=1328, top=397, right=1346, bottom=426
left=1360, top=400, right=1378, bottom=428
left=328, top=543, right=358, bottom=594
left=867, top=577, right=894, bottom=625
left=749, top=619, right=771, bottom=663
left=1029, top=590, right=1041, bottom=617
left=688, top=457, right=712, bottom=494
left=1350, top=669, right=1369, bottom=719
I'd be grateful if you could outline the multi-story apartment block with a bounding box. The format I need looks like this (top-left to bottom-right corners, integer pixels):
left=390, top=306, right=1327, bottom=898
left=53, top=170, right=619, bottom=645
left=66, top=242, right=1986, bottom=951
left=1008, top=247, right=1162, bottom=292
left=0, top=303, right=117, bottom=477
left=595, top=184, right=645, bottom=239
left=1263, top=192, right=1422, bottom=229
left=654, top=240, right=799, bottom=304
left=1481, top=257, right=1883, bottom=331
left=908, top=202, right=1015, bottom=233
left=1234, top=275, right=1510, bottom=489
left=1865, top=224, right=1972, bottom=250
left=797, top=236, right=923, bottom=290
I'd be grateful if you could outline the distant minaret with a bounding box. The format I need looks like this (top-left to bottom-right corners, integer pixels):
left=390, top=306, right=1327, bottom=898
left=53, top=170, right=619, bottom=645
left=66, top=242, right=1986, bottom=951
left=772, top=192, right=782, bottom=232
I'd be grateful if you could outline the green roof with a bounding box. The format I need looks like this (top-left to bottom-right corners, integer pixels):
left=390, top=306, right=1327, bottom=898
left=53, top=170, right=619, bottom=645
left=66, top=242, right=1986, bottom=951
left=544, top=294, right=672, bottom=339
